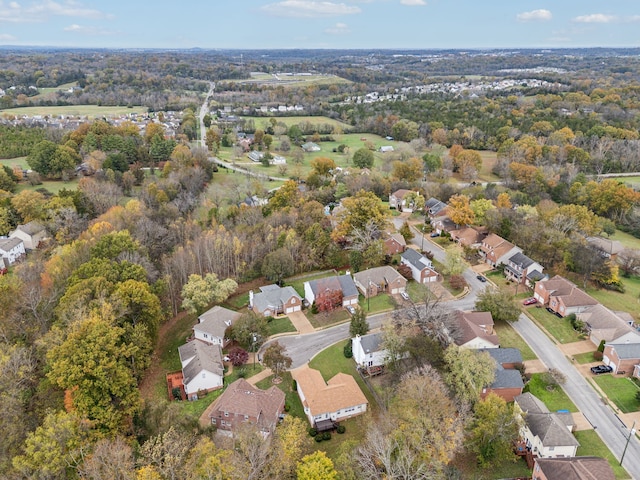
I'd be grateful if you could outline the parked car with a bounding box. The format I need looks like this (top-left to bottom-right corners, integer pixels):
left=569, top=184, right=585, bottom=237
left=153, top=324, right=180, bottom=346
left=523, top=297, right=537, bottom=306
left=476, top=275, right=487, bottom=283
left=400, top=291, right=410, bottom=301
left=590, top=365, right=613, bottom=375
left=346, top=305, right=356, bottom=315
left=546, top=307, right=555, bottom=314
left=430, top=232, right=440, bottom=237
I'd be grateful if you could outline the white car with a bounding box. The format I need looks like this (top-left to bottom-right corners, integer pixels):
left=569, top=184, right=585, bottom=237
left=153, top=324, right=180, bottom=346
left=400, top=292, right=410, bottom=301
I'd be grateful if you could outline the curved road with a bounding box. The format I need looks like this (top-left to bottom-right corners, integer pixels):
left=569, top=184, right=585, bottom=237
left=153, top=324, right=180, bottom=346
left=512, top=314, right=640, bottom=479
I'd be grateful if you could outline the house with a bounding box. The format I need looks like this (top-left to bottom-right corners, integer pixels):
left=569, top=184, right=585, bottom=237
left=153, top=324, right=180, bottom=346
left=208, top=378, right=285, bottom=434
left=454, top=311, right=499, bottom=349
left=271, top=155, right=287, bottom=165
left=383, top=232, right=406, bottom=255
left=481, top=348, right=524, bottom=402
left=301, top=142, right=321, bottom=152
left=178, top=340, right=224, bottom=400
left=533, top=275, right=598, bottom=317
left=515, top=392, right=579, bottom=458
left=304, top=274, right=359, bottom=308
left=352, top=332, right=386, bottom=370
left=431, top=214, right=457, bottom=235
left=425, top=197, right=447, bottom=217
left=0, top=257, right=9, bottom=275
left=533, top=456, right=615, bottom=480
left=603, top=343, right=640, bottom=375
left=450, top=226, right=487, bottom=248
left=291, top=364, right=368, bottom=431
left=586, top=236, right=624, bottom=260
left=249, top=284, right=302, bottom=317
left=577, top=304, right=640, bottom=347
left=400, top=248, right=438, bottom=283
left=479, top=233, right=522, bottom=268
left=389, top=189, right=415, bottom=212
left=504, top=252, right=544, bottom=287
left=379, top=145, right=394, bottom=153
left=0, top=237, right=26, bottom=265
left=9, top=221, right=47, bottom=250
left=248, top=151, right=264, bottom=162
left=193, top=306, right=241, bottom=347
left=353, top=266, right=407, bottom=298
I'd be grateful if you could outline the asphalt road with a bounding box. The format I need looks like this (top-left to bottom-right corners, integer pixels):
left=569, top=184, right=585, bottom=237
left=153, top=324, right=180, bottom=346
left=512, top=314, right=640, bottom=479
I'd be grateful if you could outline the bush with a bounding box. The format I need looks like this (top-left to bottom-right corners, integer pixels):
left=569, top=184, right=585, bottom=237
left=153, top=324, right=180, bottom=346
left=314, top=434, right=323, bottom=442
left=593, top=351, right=603, bottom=361
left=343, top=343, right=353, bottom=359
left=284, top=403, right=290, bottom=412
left=236, top=368, right=247, bottom=378
left=323, top=432, right=332, bottom=441
left=311, top=303, right=318, bottom=314
left=337, top=425, right=346, bottom=434
left=449, top=274, right=467, bottom=290
left=228, top=347, right=249, bottom=366
left=308, top=428, right=317, bottom=437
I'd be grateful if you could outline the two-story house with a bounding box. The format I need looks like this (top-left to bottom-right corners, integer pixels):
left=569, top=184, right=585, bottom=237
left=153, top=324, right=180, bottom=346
left=534, top=275, right=598, bottom=317
left=249, top=285, right=302, bottom=317
left=504, top=251, right=545, bottom=287
left=479, top=233, right=522, bottom=268
left=193, top=306, right=241, bottom=347
left=400, top=248, right=438, bottom=284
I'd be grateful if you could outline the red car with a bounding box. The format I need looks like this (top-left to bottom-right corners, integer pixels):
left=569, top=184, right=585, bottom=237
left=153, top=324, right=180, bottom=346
left=522, top=297, right=537, bottom=306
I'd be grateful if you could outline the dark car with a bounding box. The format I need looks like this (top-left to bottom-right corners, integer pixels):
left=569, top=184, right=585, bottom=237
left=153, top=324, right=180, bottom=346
left=590, top=365, right=613, bottom=375
left=546, top=307, right=555, bottom=314
left=476, top=275, right=487, bottom=283
left=430, top=232, right=440, bottom=238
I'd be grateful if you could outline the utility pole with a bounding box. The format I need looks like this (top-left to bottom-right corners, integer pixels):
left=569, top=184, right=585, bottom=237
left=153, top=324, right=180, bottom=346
left=620, top=420, right=636, bottom=466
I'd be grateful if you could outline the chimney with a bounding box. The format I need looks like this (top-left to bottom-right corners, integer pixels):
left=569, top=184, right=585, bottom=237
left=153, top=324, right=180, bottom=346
left=249, top=290, right=254, bottom=307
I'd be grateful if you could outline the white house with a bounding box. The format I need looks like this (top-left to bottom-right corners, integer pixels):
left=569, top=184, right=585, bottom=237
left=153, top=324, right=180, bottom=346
left=178, top=340, right=224, bottom=400
left=400, top=248, right=438, bottom=283
left=0, top=237, right=26, bottom=265
left=9, top=221, right=47, bottom=250
left=291, top=364, right=368, bottom=431
left=193, top=306, right=241, bottom=347
left=515, top=392, right=579, bottom=458
left=352, top=332, right=386, bottom=369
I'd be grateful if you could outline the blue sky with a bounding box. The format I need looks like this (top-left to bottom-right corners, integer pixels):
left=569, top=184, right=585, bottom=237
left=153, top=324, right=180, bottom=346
left=1, top=0, right=639, bottom=49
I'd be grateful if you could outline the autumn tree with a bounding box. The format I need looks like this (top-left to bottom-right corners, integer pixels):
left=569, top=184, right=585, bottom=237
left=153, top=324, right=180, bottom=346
left=332, top=190, right=388, bottom=242
left=271, top=416, right=311, bottom=479
left=78, top=436, right=136, bottom=480
left=228, top=347, right=249, bottom=367
left=448, top=194, right=474, bottom=226
left=443, top=244, right=467, bottom=276
left=398, top=221, right=413, bottom=243
left=262, top=341, right=292, bottom=380
left=496, top=192, right=512, bottom=209
left=444, top=345, right=495, bottom=406
left=475, top=288, right=521, bottom=323
left=453, top=149, right=482, bottom=179
left=181, top=273, right=238, bottom=314
left=182, top=437, right=234, bottom=480
left=140, top=426, right=193, bottom=480
left=310, top=157, right=336, bottom=176
left=470, top=198, right=494, bottom=225
left=297, top=451, right=338, bottom=480
left=392, top=157, right=423, bottom=182
left=468, top=393, right=521, bottom=467
left=261, top=248, right=295, bottom=285
left=229, top=312, right=269, bottom=350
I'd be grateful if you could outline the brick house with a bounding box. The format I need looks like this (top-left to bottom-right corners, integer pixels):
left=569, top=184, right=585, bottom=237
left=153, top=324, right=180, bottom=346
left=479, top=233, right=522, bottom=268
left=449, top=225, right=487, bottom=248
left=353, top=266, right=407, bottom=298
left=480, top=348, right=524, bottom=402
left=603, top=343, right=640, bottom=375
left=383, top=232, right=407, bottom=255
left=533, top=275, right=598, bottom=317
left=533, top=457, right=615, bottom=480
left=400, top=248, right=438, bottom=284
left=304, top=274, right=359, bottom=309
left=209, top=378, right=285, bottom=434
left=454, top=311, right=499, bottom=349
left=249, top=284, right=302, bottom=317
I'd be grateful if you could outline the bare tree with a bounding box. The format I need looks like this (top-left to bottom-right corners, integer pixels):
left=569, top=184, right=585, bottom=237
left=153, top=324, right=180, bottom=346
left=395, top=296, right=459, bottom=348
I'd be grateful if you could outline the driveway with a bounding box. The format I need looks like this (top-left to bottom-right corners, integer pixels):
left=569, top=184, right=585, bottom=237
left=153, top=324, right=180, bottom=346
left=512, top=313, right=640, bottom=479
left=287, top=311, right=315, bottom=334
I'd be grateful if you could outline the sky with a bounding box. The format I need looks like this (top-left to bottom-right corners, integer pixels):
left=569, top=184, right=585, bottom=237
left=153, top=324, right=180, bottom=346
left=1, top=0, right=640, bottom=50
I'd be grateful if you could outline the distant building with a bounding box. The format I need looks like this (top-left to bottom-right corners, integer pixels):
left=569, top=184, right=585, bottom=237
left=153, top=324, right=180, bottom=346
left=301, top=142, right=321, bottom=152
left=9, top=221, right=47, bottom=250
left=0, top=237, right=26, bottom=265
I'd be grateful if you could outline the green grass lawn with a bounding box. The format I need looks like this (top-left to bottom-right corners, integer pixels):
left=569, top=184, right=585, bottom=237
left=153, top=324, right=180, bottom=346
left=306, top=308, right=350, bottom=329
left=494, top=320, right=537, bottom=361
left=268, top=316, right=296, bottom=336
left=526, top=306, right=583, bottom=344
left=592, top=375, right=640, bottom=413
left=524, top=373, right=579, bottom=412
left=586, top=275, right=640, bottom=318
left=16, top=178, right=80, bottom=194
left=574, top=351, right=598, bottom=364
left=405, top=281, right=432, bottom=302
left=286, top=271, right=336, bottom=298
left=224, top=291, right=249, bottom=310
left=244, top=115, right=352, bottom=131
left=256, top=371, right=305, bottom=420
left=0, top=156, right=28, bottom=168
left=0, top=105, right=148, bottom=117
left=575, top=430, right=631, bottom=479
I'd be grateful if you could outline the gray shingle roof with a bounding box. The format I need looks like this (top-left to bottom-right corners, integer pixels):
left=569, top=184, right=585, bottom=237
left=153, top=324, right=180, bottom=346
left=196, top=306, right=241, bottom=340
left=491, top=366, right=524, bottom=389
left=337, top=274, right=359, bottom=298
left=483, top=347, right=523, bottom=365
left=308, top=275, right=358, bottom=299
left=359, top=332, right=383, bottom=354
left=0, top=237, right=23, bottom=252
left=606, top=343, right=640, bottom=359
left=401, top=248, right=432, bottom=271
left=178, top=340, right=224, bottom=385
left=508, top=251, right=535, bottom=269
left=252, top=285, right=301, bottom=313
left=515, top=393, right=579, bottom=448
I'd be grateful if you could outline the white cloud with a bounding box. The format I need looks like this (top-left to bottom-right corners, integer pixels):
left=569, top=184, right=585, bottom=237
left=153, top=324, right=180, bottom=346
left=0, top=32, right=16, bottom=40
left=261, top=1, right=361, bottom=18
left=400, top=0, right=426, bottom=6
left=516, top=9, right=552, bottom=22
left=325, top=22, right=350, bottom=34
left=572, top=14, right=616, bottom=24
left=0, top=0, right=113, bottom=23
left=63, top=23, right=114, bottom=35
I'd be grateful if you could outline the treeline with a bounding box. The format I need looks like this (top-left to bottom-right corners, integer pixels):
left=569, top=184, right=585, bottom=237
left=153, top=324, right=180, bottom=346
left=0, top=125, right=49, bottom=158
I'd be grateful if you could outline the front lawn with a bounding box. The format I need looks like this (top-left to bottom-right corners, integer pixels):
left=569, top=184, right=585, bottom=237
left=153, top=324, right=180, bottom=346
left=494, top=320, right=537, bottom=361
left=256, top=371, right=305, bottom=421
left=592, top=375, right=640, bottom=413
left=526, top=306, right=583, bottom=344
left=306, top=307, right=350, bottom=329
left=587, top=275, right=640, bottom=316
left=575, top=430, right=631, bottom=480
left=524, top=373, right=578, bottom=412
left=574, top=351, right=598, bottom=364
left=268, top=316, right=296, bottom=336
left=361, top=293, right=396, bottom=314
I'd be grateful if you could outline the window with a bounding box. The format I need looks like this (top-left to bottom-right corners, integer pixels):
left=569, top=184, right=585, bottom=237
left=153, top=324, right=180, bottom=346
left=211, top=419, right=217, bottom=425
left=244, top=415, right=249, bottom=420
left=202, top=373, right=206, bottom=378
left=224, top=411, right=229, bottom=417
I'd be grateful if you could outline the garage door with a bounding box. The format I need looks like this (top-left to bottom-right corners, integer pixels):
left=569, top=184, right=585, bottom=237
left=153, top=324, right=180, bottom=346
left=391, top=288, right=400, bottom=294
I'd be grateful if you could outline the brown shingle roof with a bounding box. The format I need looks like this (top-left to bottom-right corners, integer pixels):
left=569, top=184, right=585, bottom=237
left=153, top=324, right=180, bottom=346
left=292, top=365, right=368, bottom=417
left=454, top=311, right=499, bottom=347
left=534, top=457, right=615, bottom=480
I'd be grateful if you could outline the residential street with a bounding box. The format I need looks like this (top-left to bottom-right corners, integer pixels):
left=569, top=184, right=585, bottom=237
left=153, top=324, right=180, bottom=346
left=512, top=314, right=640, bottom=479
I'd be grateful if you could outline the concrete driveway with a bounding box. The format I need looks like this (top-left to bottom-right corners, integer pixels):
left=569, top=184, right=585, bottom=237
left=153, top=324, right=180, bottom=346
left=287, top=310, right=315, bottom=334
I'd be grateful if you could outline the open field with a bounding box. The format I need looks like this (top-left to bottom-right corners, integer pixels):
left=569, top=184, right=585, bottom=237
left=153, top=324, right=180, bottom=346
left=28, top=82, right=78, bottom=100
left=610, top=228, right=640, bottom=249
left=592, top=375, right=640, bottom=413
left=245, top=115, right=352, bottom=131
left=586, top=275, right=640, bottom=322
left=0, top=105, right=147, bottom=117
left=524, top=372, right=579, bottom=412
left=224, top=72, right=351, bottom=87
left=611, top=176, right=640, bottom=189
left=575, top=430, right=631, bottom=479
left=0, top=156, right=28, bottom=168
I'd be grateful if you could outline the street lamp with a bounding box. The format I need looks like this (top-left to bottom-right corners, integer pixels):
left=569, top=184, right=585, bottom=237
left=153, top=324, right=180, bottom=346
left=620, top=420, right=636, bottom=466
left=251, top=333, right=258, bottom=371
